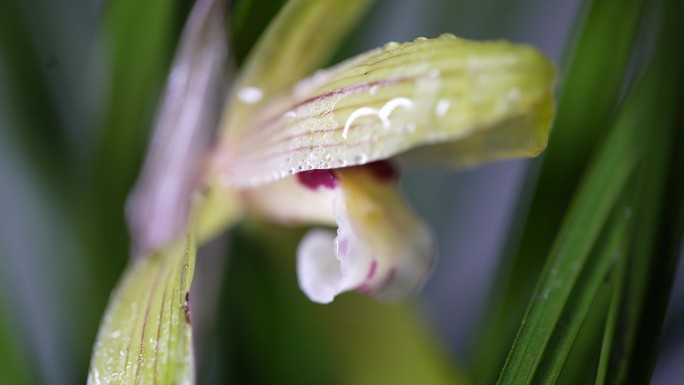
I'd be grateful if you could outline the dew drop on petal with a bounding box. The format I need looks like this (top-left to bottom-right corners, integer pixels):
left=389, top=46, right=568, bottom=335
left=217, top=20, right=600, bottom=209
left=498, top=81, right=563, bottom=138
left=507, top=87, right=522, bottom=102
left=383, top=41, right=400, bottom=51
left=435, top=98, right=451, bottom=117
left=237, top=86, right=263, bottom=104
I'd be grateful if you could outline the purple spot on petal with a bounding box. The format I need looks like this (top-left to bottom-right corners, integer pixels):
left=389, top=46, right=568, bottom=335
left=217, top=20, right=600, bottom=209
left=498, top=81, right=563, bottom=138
left=367, top=260, right=378, bottom=280
left=297, top=169, right=338, bottom=190
left=337, top=238, right=349, bottom=256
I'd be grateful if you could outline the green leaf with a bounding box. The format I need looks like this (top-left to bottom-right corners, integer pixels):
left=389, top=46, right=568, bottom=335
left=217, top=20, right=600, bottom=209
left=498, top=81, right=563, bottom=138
left=532, top=205, right=629, bottom=384
left=88, top=232, right=197, bottom=385
left=216, top=36, right=555, bottom=187
left=496, top=65, right=645, bottom=384
left=0, top=0, right=74, bottom=199
left=473, top=0, right=646, bottom=380
left=84, top=0, right=182, bottom=289
left=229, top=0, right=287, bottom=66
left=596, top=5, right=684, bottom=379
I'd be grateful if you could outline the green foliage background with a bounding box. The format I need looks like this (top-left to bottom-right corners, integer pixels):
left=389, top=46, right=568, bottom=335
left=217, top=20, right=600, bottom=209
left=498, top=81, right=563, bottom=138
left=0, top=0, right=682, bottom=384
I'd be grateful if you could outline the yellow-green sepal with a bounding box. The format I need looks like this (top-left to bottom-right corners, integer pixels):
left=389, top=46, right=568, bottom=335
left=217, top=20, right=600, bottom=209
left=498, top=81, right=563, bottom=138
left=88, top=233, right=196, bottom=385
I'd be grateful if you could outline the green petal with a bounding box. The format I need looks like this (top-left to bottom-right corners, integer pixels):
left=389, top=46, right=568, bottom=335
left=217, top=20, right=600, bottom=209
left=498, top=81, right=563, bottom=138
left=216, top=35, right=556, bottom=187
left=88, top=233, right=196, bottom=385
left=220, top=0, right=372, bottom=141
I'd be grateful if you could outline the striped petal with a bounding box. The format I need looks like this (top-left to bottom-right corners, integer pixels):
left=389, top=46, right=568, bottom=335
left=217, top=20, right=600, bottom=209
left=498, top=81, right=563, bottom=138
left=88, top=233, right=196, bottom=385
left=126, top=0, right=226, bottom=252
left=220, top=0, right=372, bottom=142
left=213, top=35, right=556, bottom=188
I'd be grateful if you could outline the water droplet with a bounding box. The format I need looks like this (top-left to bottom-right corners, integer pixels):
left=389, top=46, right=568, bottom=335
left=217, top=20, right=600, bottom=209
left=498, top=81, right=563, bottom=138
left=427, top=69, right=441, bottom=79
left=507, top=87, right=521, bottom=102
left=435, top=98, right=450, bottom=117
left=354, top=154, right=368, bottom=164
left=369, top=84, right=379, bottom=95
left=503, top=53, right=519, bottom=65
left=414, top=37, right=428, bottom=42
left=438, top=33, right=456, bottom=40
left=477, top=74, right=493, bottom=85
left=237, top=86, right=263, bottom=104
left=383, top=41, right=400, bottom=51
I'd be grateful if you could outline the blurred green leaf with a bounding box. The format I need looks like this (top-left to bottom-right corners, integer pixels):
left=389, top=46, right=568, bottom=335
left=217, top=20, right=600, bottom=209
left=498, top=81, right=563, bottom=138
left=0, top=291, right=37, bottom=385
left=85, top=0, right=184, bottom=287
left=596, top=3, right=684, bottom=380
left=473, top=0, right=647, bottom=381
left=229, top=0, right=287, bottom=66
left=0, top=0, right=74, bottom=198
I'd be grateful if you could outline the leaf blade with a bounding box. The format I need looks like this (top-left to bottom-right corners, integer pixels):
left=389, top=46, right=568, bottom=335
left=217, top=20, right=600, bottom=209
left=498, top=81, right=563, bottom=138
left=496, top=69, right=645, bottom=384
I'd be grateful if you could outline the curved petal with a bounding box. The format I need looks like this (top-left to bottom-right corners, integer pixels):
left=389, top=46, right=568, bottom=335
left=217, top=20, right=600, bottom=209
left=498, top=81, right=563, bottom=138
left=215, top=35, right=556, bottom=187
left=126, top=0, right=226, bottom=252
left=220, top=0, right=372, bottom=141
left=296, top=163, right=434, bottom=303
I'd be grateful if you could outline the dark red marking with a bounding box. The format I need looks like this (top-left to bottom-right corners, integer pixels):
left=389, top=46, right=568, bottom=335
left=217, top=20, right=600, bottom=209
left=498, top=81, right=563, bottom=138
left=337, top=238, right=349, bottom=255
left=183, top=292, right=191, bottom=324
left=363, top=160, right=399, bottom=182
left=297, top=169, right=338, bottom=190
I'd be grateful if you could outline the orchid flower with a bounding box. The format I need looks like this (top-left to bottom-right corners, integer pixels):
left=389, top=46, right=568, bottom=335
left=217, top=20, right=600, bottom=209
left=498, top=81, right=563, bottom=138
left=88, top=0, right=555, bottom=383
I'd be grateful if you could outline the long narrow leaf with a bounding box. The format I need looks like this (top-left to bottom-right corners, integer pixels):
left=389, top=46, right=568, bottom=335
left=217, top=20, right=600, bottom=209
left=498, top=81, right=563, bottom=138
left=531, top=204, right=630, bottom=383
left=473, top=0, right=646, bottom=381
left=496, top=67, right=645, bottom=384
